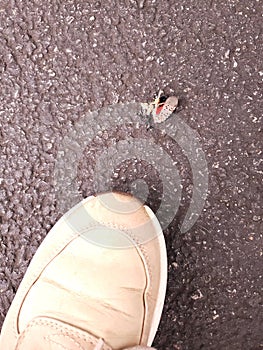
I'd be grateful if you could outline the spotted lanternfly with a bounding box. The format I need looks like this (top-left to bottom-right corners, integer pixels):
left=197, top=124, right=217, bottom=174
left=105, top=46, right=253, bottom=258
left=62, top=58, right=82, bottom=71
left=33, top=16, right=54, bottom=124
left=141, top=90, right=179, bottom=128
left=153, top=95, right=179, bottom=123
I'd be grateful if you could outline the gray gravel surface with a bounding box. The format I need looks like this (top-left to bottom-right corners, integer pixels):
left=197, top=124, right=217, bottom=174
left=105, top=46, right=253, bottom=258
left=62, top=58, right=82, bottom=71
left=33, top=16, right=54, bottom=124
left=0, top=1, right=262, bottom=349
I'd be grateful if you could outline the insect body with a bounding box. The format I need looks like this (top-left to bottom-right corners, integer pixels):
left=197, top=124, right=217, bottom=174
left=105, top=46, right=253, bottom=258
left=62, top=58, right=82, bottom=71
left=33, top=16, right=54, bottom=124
left=153, top=95, right=179, bottom=123
left=141, top=90, right=179, bottom=127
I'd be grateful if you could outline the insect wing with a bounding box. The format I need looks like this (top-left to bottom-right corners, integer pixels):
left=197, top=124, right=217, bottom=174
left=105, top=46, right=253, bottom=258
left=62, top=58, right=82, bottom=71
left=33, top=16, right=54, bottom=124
left=153, top=96, right=178, bottom=123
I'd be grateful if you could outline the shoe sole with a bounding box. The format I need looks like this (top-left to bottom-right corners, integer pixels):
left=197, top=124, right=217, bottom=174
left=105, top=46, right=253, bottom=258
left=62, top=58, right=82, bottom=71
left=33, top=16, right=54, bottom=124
left=143, top=205, right=167, bottom=346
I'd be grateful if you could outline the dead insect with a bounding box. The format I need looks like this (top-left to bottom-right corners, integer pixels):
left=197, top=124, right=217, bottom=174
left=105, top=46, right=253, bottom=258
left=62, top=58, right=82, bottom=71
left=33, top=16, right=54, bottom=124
left=153, top=95, right=179, bottom=123
left=147, top=90, right=179, bottom=123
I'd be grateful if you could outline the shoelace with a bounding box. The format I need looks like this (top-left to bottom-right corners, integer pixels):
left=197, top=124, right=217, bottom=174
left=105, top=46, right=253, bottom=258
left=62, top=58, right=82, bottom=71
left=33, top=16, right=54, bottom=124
left=94, top=338, right=156, bottom=350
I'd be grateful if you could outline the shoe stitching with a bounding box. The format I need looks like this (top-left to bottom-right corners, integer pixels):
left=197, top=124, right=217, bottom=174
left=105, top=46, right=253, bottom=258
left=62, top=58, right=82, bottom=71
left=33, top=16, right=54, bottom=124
left=76, top=220, right=153, bottom=286
left=15, top=221, right=131, bottom=338
left=93, top=220, right=153, bottom=291
left=14, top=232, right=80, bottom=338
left=45, top=333, right=86, bottom=350
left=15, top=222, right=101, bottom=336
left=14, top=220, right=154, bottom=348
left=79, top=220, right=154, bottom=342
left=94, top=220, right=153, bottom=345
left=16, top=318, right=111, bottom=350
left=78, top=221, right=153, bottom=300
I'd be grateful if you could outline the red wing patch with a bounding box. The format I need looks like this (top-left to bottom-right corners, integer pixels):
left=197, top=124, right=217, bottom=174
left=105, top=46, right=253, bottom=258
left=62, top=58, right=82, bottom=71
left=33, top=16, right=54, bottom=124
left=153, top=96, right=178, bottom=123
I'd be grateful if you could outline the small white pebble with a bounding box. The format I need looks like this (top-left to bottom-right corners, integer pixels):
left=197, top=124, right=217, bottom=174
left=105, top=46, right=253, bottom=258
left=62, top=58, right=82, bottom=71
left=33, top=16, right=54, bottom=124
left=146, top=56, right=154, bottom=62
left=191, top=289, right=203, bottom=300
left=225, top=49, right=230, bottom=59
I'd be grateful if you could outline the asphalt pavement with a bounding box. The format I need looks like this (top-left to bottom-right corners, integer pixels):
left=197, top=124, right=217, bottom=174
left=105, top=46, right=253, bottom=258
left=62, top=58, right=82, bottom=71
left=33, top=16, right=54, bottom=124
left=0, top=1, right=262, bottom=349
